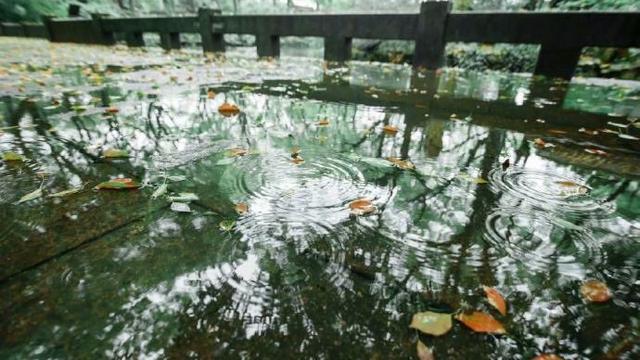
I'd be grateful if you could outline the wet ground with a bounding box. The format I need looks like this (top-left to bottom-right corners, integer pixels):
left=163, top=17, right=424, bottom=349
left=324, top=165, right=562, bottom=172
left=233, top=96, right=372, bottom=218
left=0, top=38, right=639, bottom=359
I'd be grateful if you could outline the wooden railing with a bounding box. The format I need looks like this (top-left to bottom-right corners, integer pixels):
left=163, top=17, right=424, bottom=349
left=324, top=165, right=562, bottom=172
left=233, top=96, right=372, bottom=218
left=1, top=2, right=639, bottom=80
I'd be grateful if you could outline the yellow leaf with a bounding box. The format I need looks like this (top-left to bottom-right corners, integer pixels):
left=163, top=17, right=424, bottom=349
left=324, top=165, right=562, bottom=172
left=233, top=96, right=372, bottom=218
left=456, top=311, right=506, bottom=334
left=207, top=89, right=216, bottom=99
left=226, top=148, right=248, bottom=157
left=483, top=286, right=507, bottom=316
left=473, top=177, right=488, bottom=184
left=2, top=151, right=24, bottom=162
left=102, top=148, right=129, bottom=158
left=386, top=157, right=415, bottom=170
left=410, top=311, right=452, bottom=336
left=317, top=119, right=330, bottom=126
left=580, top=280, right=612, bottom=303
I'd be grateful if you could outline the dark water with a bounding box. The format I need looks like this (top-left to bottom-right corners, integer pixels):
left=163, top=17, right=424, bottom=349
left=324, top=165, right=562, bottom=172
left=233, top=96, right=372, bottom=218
left=1, top=38, right=639, bottom=359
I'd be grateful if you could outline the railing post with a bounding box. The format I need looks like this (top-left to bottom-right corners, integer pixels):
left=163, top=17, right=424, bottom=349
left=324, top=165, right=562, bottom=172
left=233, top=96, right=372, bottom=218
left=414, top=1, right=451, bottom=69
left=534, top=43, right=582, bottom=80
left=324, top=36, right=352, bottom=62
left=41, top=16, right=54, bottom=41
left=160, top=32, right=181, bottom=50
left=19, top=23, right=28, bottom=37
left=90, top=13, right=115, bottom=45
left=125, top=32, right=144, bottom=47
left=256, top=34, right=280, bottom=58
left=199, top=8, right=225, bottom=53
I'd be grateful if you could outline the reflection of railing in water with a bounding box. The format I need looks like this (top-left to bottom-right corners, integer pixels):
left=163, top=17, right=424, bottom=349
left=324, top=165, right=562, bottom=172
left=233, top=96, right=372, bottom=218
left=1, top=2, right=639, bottom=80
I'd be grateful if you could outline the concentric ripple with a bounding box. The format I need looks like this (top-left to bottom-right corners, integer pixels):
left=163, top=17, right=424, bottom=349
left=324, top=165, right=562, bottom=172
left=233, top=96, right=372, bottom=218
left=488, top=168, right=614, bottom=217
left=218, top=150, right=392, bottom=305
left=484, top=209, right=604, bottom=277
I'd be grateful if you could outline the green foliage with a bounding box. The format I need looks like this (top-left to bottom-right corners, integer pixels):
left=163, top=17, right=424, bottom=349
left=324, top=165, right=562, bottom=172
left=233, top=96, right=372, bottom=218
left=0, top=0, right=65, bottom=22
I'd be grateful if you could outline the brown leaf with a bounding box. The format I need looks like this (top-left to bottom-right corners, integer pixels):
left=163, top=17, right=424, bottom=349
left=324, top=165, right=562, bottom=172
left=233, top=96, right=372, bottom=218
left=235, top=202, right=248, bottom=215
left=417, top=340, right=435, bottom=360
left=317, top=119, right=330, bottom=126
left=580, top=280, right=612, bottom=303
left=207, top=89, right=216, bottom=99
left=349, top=198, right=376, bottom=216
left=218, top=102, right=240, bottom=116
left=483, top=286, right=507, bottom=316
left=291, top=155, right=305, bottom=165
left=94, top=178, right=139, bottom=190
left=386, top=157, right=415, bottom=170
left=533, top=138, right=546, bottom=147
left=382, top=125, right=398, bottom=135
left=227, top=148, right=248, bottom=157
left=533, top=354, right=563, bottom=360
left=456, top=311, right=506, bottom=334
left=104, top=107, right=119, bottom=114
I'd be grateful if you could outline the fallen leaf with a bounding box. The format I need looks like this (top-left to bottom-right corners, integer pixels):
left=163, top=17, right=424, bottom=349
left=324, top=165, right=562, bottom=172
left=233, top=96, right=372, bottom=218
left=386, top=157, right=415, bottom=170
left=349, top=198, right=376, bottom=216
left=618, top=133, right=639, bottom=141
left=151, top=183, right=168, bottom=199
left=2, top=151, right=23, bottom=161
left=291, top=155, right=305, bottom=165
left=219, top=219, right=235, bottom=231
left=235, top=202, right=248, bottom=215
left=473, top=177, right=488, bottom=184
left=16, top=188, right=43, bottom=204
left=383, top=124, right=398, bottom=135
left=533, top=138, right=546, bottom=147
left=416, top=340, right=435, bottom=360
left=218, top=102, right=240, bottom=116
left=104, top=107, right=119, bottom=114
left=207, top=89, right=216, bottom=99
left=410, top=311, right=452, bottom=336
left=166, top=175, right=187, bottom=182
left=102, top=148, right=129, bottom=158
left=226, top=148, right=248, bottom=157
left=456, top=311, right=506, bottom=334
left=94, top=178, right=140, bottom=190
left=48, top=187, right=82, bottom=198
left=483, top=286, right=507, bottom=316
left=556, top=180, right=580, bottom=187
left=168, top=193, right=199, bottom=202
left=580, top=280, right=612, bottom=303
left=585, top=148, right=608, bottom=156
left=548, top=129, right=567, bottom=135
left=533, top=354, right=563, bottom=360
left=171, top=202, right=191, bottom=213
left=317, top=119, right=330, bottom=126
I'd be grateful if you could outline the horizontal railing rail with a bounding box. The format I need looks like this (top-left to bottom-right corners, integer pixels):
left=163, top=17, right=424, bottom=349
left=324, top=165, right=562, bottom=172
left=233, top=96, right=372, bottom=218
left=1, top=2, right=639, bottom=80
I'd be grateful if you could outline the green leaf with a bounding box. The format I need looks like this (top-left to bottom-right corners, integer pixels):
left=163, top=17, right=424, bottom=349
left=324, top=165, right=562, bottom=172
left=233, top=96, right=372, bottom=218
left=219, top=219, right=235, bottom=231
left=168, top=192, right=199, bottom=202
left=94, top=178, right=140, bottom=190
left=409, top=311, right=452, bottom=336
left=170, top=202, right=191, bottom=213
left=151, top=183, right=168, bottom=199
left=166, top=175, right=187, bottom=182
left=48, top=187, right=82, bottom=198
left=3, top=151, right=24, bottom=162
left=102, top=148, right=129, bottom=158
left=16, top=188, right=43, bottom=204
